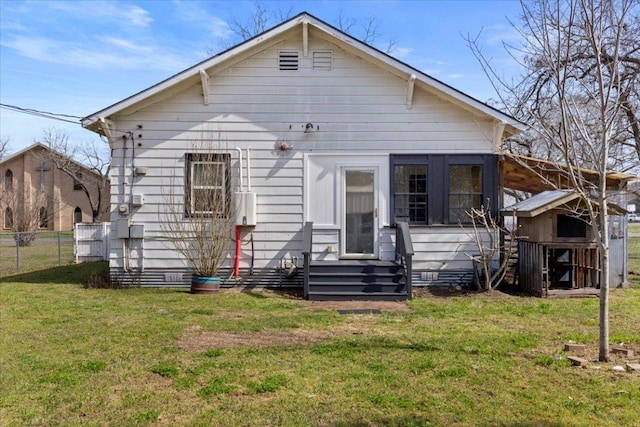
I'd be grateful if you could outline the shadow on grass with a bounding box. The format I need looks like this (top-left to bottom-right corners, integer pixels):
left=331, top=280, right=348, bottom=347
left=333, top=416, right=567, bottom=427
left=166, top=286, right=303, bottom=298
left=0, top=262, right=108, bottom=285
left=238, top=286, right=303, bottom=299
left=413, top=283, right=533, bottom=299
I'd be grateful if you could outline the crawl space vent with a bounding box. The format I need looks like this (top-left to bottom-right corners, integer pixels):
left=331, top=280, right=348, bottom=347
left=279, top=51, right=299, bottom=70
left=313, top=51, right=333, bottom=71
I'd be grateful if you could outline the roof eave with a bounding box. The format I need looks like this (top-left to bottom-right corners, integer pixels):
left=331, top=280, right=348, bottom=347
left=0, top=142, right=104, bottom=177
left=82, top=14, right=310, bottom=129
left=82, top=12, right=524, bottom=135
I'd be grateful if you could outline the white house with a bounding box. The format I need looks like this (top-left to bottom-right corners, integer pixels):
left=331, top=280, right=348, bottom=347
left=82, top=12, right=528, bottom=299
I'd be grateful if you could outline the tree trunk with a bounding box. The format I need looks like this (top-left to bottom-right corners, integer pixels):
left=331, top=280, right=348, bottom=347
left=598, top=203, right=610, bottom=362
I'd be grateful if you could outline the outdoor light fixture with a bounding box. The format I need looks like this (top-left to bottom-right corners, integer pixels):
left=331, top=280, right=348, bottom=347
left=304, top=122, right=315, bottom=133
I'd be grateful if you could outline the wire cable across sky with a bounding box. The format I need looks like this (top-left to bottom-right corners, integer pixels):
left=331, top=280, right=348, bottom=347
left=0, top=103, right=82, bottom=125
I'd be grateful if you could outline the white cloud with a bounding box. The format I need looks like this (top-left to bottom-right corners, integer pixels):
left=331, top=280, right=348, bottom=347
left=1, top=20, right=27, bottom=31
left=169, top=1, right=232, bottom=40
left=126, top=5, right=153, bottom=27
left=208, top=16, right=233, bottom=40
left=447, top=73, right=465, bottom=80
left=1, top=35, right=190, bottom=72
left=46, top=1, right=153, bottom=28
left=483, top=24, right=522, bottom=47
left=388, top=46, right=413, bottom=59
left=422, top=68, right=442, bottom=76
left=100, top=36, right=154, bottom=55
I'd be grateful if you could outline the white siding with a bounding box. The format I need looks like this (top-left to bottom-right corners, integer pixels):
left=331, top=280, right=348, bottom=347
left=106, top=30, right=498, bottom=285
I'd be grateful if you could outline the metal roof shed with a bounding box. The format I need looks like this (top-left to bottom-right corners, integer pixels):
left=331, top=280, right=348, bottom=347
left=502, top=190, right=628, bottom=297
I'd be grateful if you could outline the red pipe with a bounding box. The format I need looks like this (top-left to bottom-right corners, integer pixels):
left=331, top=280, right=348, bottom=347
left=234, top=225, right=241, bottom=276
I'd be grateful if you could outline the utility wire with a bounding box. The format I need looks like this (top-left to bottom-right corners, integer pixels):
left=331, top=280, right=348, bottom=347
left=0, top=102, right=132, bottom=137
left=0, top=103, right=82, bottom=125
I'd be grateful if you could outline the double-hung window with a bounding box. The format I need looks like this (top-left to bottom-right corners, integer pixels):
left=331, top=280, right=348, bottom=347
left=394, top=165, right=428, bottom=224
left=448, top=164, right=483, bottom=224
left=391, top=154, right=498, bottom=225
left=185, top=153, right=230, bottom=217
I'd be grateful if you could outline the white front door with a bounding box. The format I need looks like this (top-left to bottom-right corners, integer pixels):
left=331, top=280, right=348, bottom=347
left=341, top=168, right=378, bottom=258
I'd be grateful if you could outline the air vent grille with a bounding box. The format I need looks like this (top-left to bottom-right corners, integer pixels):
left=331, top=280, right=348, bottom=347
left=279, top=51, right=299, bottom=70
left=313, top=51, right=333, bottom=71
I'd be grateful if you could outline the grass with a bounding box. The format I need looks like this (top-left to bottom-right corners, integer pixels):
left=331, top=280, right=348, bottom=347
left=1, top=263, right=639, bottom=426
left=628, top=224, right=640, bottom=276
left=0, top=233, right=75, bottom=278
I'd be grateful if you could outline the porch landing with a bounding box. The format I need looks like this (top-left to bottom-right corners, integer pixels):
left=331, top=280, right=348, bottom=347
left=546, top=288, right=600, bottom=298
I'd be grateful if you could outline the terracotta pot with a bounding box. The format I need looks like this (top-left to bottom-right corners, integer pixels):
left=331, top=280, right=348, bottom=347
left=190, top=275, right=221, bottom=294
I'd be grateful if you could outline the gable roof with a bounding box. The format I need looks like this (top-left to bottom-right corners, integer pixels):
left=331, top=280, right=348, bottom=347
left=501, top=189, right=627, bottom=217
left=0, top=142, right=103, bottom=178
left=81, top=12, right=526, bottom=137
left=0, top=142, right=49, bottom=165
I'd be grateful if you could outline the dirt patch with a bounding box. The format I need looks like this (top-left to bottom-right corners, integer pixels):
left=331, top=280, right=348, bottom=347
left=179, top=290, right=416, bottom=352
left=412, top=286, right=519, bottom=299
left=178, top=327, right=328, bottom=352
left=220, top=288, right=412, bottom=312
left=526, top=343, right=640, bottom=372
left=304, top=300, right=411, bottom=312
left=178, top=316, right=387, bottom=353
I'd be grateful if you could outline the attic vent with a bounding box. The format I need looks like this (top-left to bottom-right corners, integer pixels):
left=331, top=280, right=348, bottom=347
left=313, top=51, right=333, bottom=71
left=279, top=51, right=299, bottom=70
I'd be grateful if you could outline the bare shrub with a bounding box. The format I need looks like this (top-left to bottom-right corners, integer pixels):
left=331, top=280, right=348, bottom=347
left=84, top=270, right=121, bottom=289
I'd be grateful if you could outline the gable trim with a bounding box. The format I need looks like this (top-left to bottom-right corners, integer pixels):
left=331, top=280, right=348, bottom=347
left=82, top=12, right=526, bottom=137
left=199, top=70, right=211, bottom=105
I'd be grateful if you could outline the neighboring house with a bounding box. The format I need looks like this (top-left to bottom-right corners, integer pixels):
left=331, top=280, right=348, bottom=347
left=82, top=12, right=629, bottom=298
left=0, top=143, right=109, bottom=231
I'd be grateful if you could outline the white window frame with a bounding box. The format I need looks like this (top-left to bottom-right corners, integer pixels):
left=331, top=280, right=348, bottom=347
left=190, top=160, right=227, bottom=215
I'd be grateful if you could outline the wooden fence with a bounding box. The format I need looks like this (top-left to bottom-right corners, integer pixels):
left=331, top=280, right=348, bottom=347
left=74, top=222, right=110, bottom=262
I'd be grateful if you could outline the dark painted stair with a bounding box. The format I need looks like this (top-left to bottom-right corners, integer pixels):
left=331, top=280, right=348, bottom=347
left=306, top=260, right=409, bottom=301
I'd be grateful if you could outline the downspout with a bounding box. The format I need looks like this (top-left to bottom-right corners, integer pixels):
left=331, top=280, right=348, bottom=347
left=247, top=147, right=254, bottom=275
left=233, top=148, right=244, bottom=277
left=234, top=226, right=241, bottom=277
left=235, top=148, right=243, bottom=191
left=246, top=147, right=251, bottom=191
left=122, top=133, right=129, bottom=272
left=97, top=118, right=124, bottom=271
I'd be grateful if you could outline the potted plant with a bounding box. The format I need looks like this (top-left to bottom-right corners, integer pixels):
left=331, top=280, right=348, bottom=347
left=161, top=140, right=234, bottom=293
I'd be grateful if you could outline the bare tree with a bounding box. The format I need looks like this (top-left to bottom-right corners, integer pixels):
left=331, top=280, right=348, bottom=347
left=211, top=2, right=294, bottom=52
left=161, top=138, right=234, bottom=282
left=0, top=137, right=9, bottom=208
left=38, top=128, right=110, bottom=222
left=1, top=135, right=52, bottom=245
left=227, top=3, right=274, bottom=42
left=472, top=1, right=639, bottom=172
left=0, top=136, right=8, bottom=161
left=468, top=0, right=636, bottom=361
left=1, top=185, right=53, bottom=246
left=216, top=4, right=397, bottom=54
left=463, top=207, right=518, bottom=291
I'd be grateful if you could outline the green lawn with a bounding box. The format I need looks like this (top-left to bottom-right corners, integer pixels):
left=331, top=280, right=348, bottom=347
left=629, top=228, right=640, bottom=275
left=0, top=233, right=75, bottom=278
left=1, top=263, right=639, bottom=426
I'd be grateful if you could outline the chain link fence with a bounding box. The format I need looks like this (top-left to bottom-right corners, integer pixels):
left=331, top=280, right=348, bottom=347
left=0, top=231, right=75, bottom=277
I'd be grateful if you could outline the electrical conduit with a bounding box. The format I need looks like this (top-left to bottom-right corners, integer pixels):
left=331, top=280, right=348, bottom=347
left=233, top=148, right=244, bottom=277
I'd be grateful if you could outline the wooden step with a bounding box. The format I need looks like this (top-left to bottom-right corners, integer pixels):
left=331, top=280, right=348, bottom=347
left=307, top=291, right=408, bottom=301
left=306, top=260, right=408, bottom=301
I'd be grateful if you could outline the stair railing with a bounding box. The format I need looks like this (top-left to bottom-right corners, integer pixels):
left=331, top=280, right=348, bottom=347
left=395, top=222, right=414, bottom=299
left=302, top=222, right=314, bottom=299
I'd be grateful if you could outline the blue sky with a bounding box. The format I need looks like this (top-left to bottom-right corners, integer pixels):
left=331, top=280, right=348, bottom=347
left=0, top=0, right=524, bottom=154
